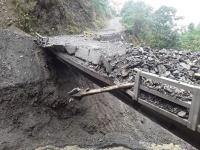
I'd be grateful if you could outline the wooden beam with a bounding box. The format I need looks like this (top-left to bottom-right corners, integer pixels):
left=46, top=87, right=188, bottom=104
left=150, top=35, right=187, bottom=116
left=71, top=83, right=134, bottom=98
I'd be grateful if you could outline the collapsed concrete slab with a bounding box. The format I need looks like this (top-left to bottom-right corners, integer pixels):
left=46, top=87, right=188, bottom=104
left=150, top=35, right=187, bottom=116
left=75, top=45, right=102, bottom=65
left=47, top=35, right=128, bottom=64
left=75, top=46, right=90, bottom=61
left=0, top=20, right=198, bottom=150
left=65, top=44, right=78, bottom=55
left=87, top=49, right=102, bottom=65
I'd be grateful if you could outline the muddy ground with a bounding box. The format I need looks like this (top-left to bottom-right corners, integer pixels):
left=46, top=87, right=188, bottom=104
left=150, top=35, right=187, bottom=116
left=0, top=29, right=196, bottom=150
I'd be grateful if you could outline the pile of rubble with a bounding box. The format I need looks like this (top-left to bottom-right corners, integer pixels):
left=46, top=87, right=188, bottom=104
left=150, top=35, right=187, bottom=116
left=93, top=46, right=200, bottom=102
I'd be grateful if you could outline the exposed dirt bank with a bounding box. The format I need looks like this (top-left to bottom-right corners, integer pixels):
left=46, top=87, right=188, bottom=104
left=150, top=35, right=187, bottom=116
left=0, top=0, right=111, bottom=35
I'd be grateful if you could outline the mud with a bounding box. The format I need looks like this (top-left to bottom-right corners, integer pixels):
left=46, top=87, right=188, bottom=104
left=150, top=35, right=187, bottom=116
left=0, top=60, right=192, bottom=150
left=0, top=29, right=197, bottom=150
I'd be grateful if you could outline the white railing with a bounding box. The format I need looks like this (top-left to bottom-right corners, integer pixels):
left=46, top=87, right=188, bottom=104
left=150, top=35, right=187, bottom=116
left=133, top=69, right=200, bottom=131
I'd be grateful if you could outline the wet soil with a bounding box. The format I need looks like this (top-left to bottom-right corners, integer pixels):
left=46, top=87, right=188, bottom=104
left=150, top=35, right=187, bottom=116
left=0, top=57, right=194, bottom=150
left=0, top=28, right=197, bottom=150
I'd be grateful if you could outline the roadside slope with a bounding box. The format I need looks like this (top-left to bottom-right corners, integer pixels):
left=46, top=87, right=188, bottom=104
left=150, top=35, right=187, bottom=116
left=0, top=0, right=111, bottom=35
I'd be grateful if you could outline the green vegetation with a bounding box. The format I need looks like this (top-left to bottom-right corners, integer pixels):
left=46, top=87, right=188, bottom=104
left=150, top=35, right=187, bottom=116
left=121, top=0, right=180, bottom=49
left=92, top=0, right=112, bottom=28
left=121, top=1, right=152, bottom=45
left=121, top=0, right=200, bottom=51
left=92, top=0, right=111, bottom=18
left=150, top=6, right=180, bottom=48
left=179, top=24, right=200, bottom=51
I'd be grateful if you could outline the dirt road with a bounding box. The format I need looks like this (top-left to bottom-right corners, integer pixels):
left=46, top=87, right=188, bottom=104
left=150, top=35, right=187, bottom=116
left=98, top=17, right=124, bottom=34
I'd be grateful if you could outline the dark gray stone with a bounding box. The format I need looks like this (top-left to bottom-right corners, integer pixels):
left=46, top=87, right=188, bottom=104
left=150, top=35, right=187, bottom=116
left=157, top=65, right=167, bottom=75
left=121, top=69, right=129, bottom=78
left=101, top=56, right=112, bottom=73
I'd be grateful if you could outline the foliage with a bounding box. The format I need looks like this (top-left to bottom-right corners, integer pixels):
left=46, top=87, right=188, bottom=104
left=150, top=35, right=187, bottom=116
left=92, top=0, right=112, bottom=18
left=121, top=0, right=181, bottom=49
left=150, top=6, right=180, bottom=48
left=179, top=24, right=200, bottom=51
left=121, top=0, right=152, bottom=44
left=121, top=1, right=152, bottom=29
left=91, top=0, right=114, bottom=29
left=12, top=0, right=37, bottom=33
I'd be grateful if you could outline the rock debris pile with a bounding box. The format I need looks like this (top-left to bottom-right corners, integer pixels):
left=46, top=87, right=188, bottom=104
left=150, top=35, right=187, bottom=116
left=93, top=46, right=200, bottom=102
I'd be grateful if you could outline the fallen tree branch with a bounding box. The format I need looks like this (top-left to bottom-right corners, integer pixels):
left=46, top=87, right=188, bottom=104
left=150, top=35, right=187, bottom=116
left=69, top=83, right=134, bottom=98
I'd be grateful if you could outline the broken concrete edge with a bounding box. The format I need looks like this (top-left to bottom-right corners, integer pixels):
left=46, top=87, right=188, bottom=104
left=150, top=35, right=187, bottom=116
left=43, top=44, right=78, bottom=56
left=43, top=44, right=103, bottom=65
left=74, top=47, right=103, bottom=65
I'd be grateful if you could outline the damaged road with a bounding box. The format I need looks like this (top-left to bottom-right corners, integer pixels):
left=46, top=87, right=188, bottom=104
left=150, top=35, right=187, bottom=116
left=41, top=29, right=200, bottom=120
left=0, top=18, right=199, bottom=150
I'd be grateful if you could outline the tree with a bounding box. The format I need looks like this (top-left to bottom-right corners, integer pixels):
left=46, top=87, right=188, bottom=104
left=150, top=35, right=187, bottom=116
left=92, top=0, right=111, bottom=18
left=121, top=0, right=152, bottom=43
left=150, top=6, right=180, bottom=48
left=121, top=2, right=181, bottom=49
left=180, top=24, right=200, bottom=51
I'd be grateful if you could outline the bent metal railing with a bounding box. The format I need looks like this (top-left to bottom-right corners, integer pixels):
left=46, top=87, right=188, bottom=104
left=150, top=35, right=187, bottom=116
left=133, top=69, right=200, bottom=131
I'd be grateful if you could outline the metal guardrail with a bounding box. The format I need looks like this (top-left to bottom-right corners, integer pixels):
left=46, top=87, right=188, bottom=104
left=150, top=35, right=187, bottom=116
left=133, top=69, right=200, bottom=131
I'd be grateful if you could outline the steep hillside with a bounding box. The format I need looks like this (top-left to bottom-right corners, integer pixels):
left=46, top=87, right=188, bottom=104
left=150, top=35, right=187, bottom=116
left=0, top=0, right=112, bottom=35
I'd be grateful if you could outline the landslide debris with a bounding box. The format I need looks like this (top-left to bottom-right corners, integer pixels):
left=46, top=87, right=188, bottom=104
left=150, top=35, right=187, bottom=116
left=0, top=29, right=195, bottom=150
left=88, top=45, right=200, bottom=118
left=94, top=46, right=200, bottom=100
left=106, top=47, right=200, bottom=85
left=38, top=32, right=199, bottom=118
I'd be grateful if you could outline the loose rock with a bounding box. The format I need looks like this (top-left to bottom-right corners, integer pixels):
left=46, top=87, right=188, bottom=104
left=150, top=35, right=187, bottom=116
left=177, top=111, right=187, bottom=118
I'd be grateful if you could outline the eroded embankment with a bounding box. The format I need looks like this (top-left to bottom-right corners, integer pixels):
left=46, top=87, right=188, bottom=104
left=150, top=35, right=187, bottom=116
left=0, top=30, right=195, bottom=150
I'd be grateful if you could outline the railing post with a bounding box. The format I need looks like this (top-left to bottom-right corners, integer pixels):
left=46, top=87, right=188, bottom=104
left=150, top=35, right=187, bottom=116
left=133, top=69, right=141, bottom=101
left=188, top=88, right=200, bottom=131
